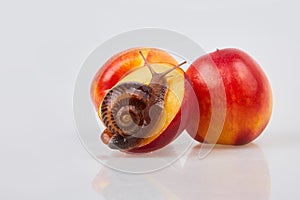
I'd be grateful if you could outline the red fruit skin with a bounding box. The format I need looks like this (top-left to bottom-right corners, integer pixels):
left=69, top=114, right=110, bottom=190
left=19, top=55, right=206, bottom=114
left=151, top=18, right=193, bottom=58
left=186, top=48, right=272, bottom=145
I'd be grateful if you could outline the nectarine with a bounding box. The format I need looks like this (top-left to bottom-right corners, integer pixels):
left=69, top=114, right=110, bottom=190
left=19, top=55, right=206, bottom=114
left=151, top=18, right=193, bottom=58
left=186, top=48, right=272, bottom=145
left=91, top=48, right=195, bottom=153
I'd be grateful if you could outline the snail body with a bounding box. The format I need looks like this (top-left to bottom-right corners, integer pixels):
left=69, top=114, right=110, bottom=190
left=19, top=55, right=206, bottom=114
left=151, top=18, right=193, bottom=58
left=100, top=81, right=165, bottom=149
left=100, top=51, right=186, bottom=150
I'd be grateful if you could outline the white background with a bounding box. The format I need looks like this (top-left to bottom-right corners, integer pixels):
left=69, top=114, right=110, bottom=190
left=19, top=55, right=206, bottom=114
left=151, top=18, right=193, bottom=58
left=0, top=0, right=299, bottom=199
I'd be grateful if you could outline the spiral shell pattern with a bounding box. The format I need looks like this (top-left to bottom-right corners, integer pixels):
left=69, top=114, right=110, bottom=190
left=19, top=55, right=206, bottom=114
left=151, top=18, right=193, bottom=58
left=100, top=82, right=151, bottom=137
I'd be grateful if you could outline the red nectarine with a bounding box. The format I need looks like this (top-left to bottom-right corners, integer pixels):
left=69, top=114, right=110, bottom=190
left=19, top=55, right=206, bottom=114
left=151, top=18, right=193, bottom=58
left=186, top=48, right=272, bottom=145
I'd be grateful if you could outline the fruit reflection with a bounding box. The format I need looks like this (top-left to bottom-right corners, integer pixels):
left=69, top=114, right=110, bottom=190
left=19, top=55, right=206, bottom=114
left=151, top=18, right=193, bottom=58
left=92, top=143, right=270, bottom=200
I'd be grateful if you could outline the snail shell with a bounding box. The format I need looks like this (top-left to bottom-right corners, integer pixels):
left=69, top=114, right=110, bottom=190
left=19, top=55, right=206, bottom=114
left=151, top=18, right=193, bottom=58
left=100, top=51, right=186, bottom=150
left=101, top=82, right=152, bottom=137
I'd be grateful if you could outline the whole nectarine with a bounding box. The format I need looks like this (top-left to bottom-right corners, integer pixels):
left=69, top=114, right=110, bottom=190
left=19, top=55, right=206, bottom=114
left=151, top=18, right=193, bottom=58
left=186, top=48, right=272, bottom=145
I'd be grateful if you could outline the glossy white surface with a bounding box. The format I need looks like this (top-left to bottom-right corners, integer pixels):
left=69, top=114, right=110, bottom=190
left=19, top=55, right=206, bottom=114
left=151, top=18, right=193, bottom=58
left=91, top=134, right=300, bottom=200
left=93, top=141, right=271, bottom=200
left=1, top=0, right=300, bottom=199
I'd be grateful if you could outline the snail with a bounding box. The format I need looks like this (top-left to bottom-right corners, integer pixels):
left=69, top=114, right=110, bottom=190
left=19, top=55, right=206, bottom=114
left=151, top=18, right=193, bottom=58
left=99, top=51, right=186, bottom=150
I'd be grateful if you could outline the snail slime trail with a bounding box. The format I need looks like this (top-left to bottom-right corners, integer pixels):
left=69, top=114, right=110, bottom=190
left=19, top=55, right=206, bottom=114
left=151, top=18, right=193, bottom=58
left=100, top=51, right=186, bottom=150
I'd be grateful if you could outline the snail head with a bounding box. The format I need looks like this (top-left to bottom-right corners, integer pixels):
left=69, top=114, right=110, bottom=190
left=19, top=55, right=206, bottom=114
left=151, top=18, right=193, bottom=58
left=139, top=51, right=187, bottom=85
